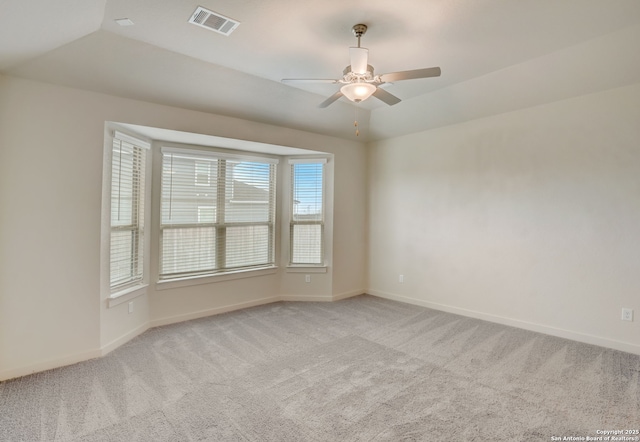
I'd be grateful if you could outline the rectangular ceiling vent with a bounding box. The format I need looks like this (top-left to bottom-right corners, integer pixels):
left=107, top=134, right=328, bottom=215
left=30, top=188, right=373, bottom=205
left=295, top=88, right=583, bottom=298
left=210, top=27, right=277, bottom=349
left=189, top=6, right=240, bottom=36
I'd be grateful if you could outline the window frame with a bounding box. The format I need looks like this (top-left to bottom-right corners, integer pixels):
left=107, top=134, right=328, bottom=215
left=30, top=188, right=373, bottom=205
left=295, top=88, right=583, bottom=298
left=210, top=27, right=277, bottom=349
left=101, top=129, right=152, bottom=305
left=288, top=158, right=328, bottom=267
left=158, top=146, right=278, bottom=282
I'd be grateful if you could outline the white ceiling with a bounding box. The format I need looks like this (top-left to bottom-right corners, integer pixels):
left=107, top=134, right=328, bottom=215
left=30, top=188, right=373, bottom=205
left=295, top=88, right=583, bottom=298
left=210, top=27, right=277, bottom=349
left=2, top=0, right=640, bottom=141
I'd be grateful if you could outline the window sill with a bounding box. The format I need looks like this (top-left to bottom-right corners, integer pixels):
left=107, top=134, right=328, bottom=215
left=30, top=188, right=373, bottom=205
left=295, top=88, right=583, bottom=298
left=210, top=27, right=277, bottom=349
left=156, top=266, right=278, bottom=291
left=108, top=284, right=148, bottom=308
left=286, top=266, right=327, bottom=274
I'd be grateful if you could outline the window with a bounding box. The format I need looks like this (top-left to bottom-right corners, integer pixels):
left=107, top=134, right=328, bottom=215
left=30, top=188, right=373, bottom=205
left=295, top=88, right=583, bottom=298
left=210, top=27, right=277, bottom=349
left=160, top=148, right=277, bottom=280
left=289, top=159, right=326, bottom=265
left=109, top=132, right=149, bottom=291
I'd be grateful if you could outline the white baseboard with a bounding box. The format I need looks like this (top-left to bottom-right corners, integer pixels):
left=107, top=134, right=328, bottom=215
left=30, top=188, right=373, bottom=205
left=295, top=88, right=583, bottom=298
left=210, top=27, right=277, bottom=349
left=149, top=291, right=364, bottom=330
left=150, top=296, right=281, bottom=328
left=368, top=289, right=640, bottom=356
left=280, top=294, right=334, bottom=302
left=100, top=323, right=150, bottom=357
left=24, top=287, right=625, bottom=382
left=7, top=294, right=367, bottom=381
left=0, top=323, right=153, bottom=382
left=0, top=348, right=103, bottom=382
left=280, top=290, right=364, bottom=303
left=332, top=289, right=365, bottom=301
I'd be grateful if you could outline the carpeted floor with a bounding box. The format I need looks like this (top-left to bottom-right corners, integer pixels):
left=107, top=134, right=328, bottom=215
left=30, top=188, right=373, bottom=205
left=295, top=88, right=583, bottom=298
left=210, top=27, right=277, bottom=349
left=1, top=294, right=639, bottom=441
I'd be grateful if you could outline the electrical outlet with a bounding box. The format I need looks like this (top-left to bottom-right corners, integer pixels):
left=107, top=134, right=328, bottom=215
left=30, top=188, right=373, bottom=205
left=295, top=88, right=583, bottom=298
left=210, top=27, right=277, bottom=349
left=128, top=301, right=134, bottom=314
left=621, top=308, right=633, bottom=321
left=399, top=274, right=404, bottom=283
left=305, top=275, right=311, bottom=283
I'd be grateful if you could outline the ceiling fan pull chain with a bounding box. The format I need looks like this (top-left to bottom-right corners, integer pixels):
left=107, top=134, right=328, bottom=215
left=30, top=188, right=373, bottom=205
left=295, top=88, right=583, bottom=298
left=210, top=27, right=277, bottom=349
left=354, top=107, right=360, bottom=137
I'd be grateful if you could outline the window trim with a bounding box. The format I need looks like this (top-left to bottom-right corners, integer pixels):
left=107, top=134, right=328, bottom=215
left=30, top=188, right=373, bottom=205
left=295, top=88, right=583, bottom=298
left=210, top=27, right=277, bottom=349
left=287, top=157, right=329, bottom=267
left=155, top=266, right=278, bottom=291
left=109, top=136, right=145, bottom=291
left=101, top=128, right=152, bottom=303
left=158, top=145, right=279, bottom=282
left=107, top=284, right=149, bottom=307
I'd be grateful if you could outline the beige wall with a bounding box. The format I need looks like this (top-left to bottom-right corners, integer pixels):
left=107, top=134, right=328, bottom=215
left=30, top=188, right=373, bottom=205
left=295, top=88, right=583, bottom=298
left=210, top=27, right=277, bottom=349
left=0, top=75, right=367, bottom=380
left=3, top=71, right=640, bottom=380
left=367, top=82, right=640, bottom=354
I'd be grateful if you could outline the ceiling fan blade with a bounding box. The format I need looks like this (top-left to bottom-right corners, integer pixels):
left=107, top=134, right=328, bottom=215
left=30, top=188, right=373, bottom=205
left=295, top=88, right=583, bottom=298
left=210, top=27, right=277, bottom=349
left=319, top=90, right=344, bottom=108
left=281, top=78, right=338, bottom=84
left=349, top=47, right=369, bottom=74
left=380, top=67, right=441, bottom=83
left=372, top=87, right=401, bottom=106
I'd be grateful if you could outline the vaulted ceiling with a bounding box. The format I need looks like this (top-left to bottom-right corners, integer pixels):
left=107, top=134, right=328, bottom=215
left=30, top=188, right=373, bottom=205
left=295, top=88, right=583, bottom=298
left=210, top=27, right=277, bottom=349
left=2, top=0, right=640, bottom=141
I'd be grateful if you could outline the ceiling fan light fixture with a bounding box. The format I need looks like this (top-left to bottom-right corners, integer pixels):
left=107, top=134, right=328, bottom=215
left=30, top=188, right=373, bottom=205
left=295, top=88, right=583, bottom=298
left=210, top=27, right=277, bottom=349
left=340, top=82, right=376, bottom=102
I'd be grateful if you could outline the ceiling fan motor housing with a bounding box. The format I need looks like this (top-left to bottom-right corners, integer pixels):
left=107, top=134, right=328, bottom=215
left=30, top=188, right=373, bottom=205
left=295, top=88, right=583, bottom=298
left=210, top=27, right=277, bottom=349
left=352, top=24, right=368, bottom=39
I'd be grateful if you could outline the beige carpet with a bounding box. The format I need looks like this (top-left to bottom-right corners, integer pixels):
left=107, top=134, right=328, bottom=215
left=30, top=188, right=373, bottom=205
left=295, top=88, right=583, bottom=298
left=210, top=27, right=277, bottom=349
left=1, top=295, right=638, bottom=441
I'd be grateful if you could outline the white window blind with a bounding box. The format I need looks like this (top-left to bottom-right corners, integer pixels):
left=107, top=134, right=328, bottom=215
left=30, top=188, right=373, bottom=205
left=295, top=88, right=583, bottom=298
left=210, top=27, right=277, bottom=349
left=110, top=132, right=149, bottom=290
left=160, top=148, right=277, bottom=279
left=290, top=159, right=326, bottom=265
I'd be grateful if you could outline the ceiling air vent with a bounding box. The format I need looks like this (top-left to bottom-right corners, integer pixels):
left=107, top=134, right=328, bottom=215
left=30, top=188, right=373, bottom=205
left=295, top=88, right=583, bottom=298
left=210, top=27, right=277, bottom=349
left=189, top=6, right=240, bottom=36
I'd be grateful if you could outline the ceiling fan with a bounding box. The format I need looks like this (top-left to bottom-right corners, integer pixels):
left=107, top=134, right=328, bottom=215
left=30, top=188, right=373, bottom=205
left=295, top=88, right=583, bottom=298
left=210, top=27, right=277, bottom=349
left=282, top=24, right=441, bottom=108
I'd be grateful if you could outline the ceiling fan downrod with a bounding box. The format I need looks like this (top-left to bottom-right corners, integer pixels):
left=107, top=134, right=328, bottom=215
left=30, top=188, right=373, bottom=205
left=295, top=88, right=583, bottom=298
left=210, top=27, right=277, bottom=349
left=352, top=24, right=367, bottom=48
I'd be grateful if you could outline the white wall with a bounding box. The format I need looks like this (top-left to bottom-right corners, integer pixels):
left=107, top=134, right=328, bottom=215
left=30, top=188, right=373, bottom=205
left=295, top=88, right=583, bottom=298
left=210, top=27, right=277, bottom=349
left=0, top=76, right=103, bottom=376
left=0, top=74, right=367, bottom=380
left=367, top=82, right=640, bottom=354
left=5, top=70, right=638, bottom=381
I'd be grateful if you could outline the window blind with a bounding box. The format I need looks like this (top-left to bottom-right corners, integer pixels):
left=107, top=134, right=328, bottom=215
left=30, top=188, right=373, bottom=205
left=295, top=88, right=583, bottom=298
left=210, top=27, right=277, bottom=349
left=160, top=148, right=277, bottom=279
left=110, top=132, right=148, bottom=290
left=290, top=159, right=326, bottom=265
